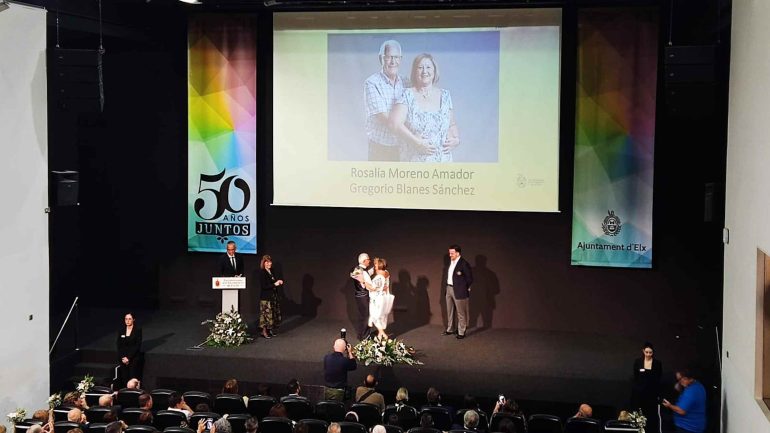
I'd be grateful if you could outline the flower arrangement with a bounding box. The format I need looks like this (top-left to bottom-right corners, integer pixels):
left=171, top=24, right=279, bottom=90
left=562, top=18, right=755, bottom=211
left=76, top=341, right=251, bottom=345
left=353, top=335, right=423, bottom=366
left=628, top=409, right=647, bottom=433
left=48, top=392, right=62, bottom=409
left=7, top=408, right=26, bottom=424
left=76, top=374, right=94, bottom=394
left=201, top=307, right=253, bottom=347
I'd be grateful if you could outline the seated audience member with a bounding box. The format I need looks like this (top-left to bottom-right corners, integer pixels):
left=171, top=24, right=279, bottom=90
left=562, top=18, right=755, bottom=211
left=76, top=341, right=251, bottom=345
left=493, top=399, right=522, bottom=417
left=371, top=426, right=386, bottom=433
left=223, top=378, right=249, bottom=405
left=99, top=395, right=115, bottom=407
left=463, top=410, right=480, bottom=431
left=105, top=421, right=127, bottom=433
left=573, top=404, right=593, bottom=419
left=419, top=414, right=434, bottom=429
left=167, top=392, right=193, bottom=419
left=66, top=429, right=84, bottom=433
left=257, top=384, right=272, bottom=397
left=425, top=388, right=442, bottom=407
left=138, top=393, right=152, bottom=411
left=67, top=408, right=88, bottom=425
left=64, top=393, right=89, bottom=411
left=344, top=412, right=359, bottom=423
left=327, top=423, right=341, bottom=433
left=126, top=379, right=141, bottom=390
left=294, top=422, right=308, bottom=433
left=137, top=411, right=153, bottom=426
left=282, top=379, right=307, bottom=401
left=395, top=388, right=410, bottom=407
left=386, top=414, right=400, bottom=427
left=268, top=403, right=288, bottom=418
left=355, top=375, right=385, bottom=411
left=28, top=425, right=44, bottom=433
left=213, top=418, right=232, bottom=433
left=194, top=403, right=211, bottom=413
left=245, top=417, right=258, bottom=433
left=33, top=409, right=54, bottom=432
left=496, top=419, right=516, bottom=433
left=393, top=387, right=417, bottom=428
left=102, top=409, right=119, bottom=423
left=617, top=411, right=630, bottom=422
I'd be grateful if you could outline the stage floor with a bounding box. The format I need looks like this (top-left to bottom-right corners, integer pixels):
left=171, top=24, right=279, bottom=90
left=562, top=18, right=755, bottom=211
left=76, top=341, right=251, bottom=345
left=75, top=308, right=695, bottom=412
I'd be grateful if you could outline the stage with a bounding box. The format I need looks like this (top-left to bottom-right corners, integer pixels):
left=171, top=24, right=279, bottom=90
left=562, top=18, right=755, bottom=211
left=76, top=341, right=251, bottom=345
left=70, top=307, right=696, bottom=416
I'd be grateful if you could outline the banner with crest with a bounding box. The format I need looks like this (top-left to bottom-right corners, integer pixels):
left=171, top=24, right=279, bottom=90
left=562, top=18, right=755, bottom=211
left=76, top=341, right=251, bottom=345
left=570, top=8, right=658, bottom=268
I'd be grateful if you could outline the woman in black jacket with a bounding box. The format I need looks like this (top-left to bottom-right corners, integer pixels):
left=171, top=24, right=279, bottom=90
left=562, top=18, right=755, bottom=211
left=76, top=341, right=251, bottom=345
left=631, top=341, right=662, bottom=433
left=116, top=312, right=143, bottom=388
left=259, top=255, right=284, bottom=339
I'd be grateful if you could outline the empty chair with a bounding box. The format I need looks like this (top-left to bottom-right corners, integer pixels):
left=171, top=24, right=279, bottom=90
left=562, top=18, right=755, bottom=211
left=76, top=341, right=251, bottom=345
left=227, top=413, right=252, bottom=433
left=316, top=401, right=346, bottom=423
left=126, top=426, right=158, bottom=433
left=54, top=422, right=83, bottom=433
left=123, top=408, right=152, bottom=426
left=454, top=410, right=489, bottom=432
left=88, top=423, right=109, bottom=433
left=527, top=414, right=562, bottom=433
left=163, top=428, right=195, bottom=433
left=154, top=410, right=188, bottom=431
left=383, top=405, right=418, bottom=430
left=118, top=389, right=144, bottom=408
left=564, top=417, right=601, bottom=433
left=338, top=422, right=367, bottom=433
left=282, top=398, right=313, bottom=421
left=151, top=390, right=177, bottom=413
left=603, top=420, right=639, bottom=432
left=299, top=419, right=328, bottom=433
left=420, top=407, right=453, bottom=431
left=259, top=417, right=294, bottom=433
left=190, top=412, right=221, bottom=429
left=183, top=392, right=213, bottom=411
left=350, top=403, right=381, bottom=429
left=86, top=407, right=115, bottom=423
left=215, top=394, right=247, bottom=416
left=247, top=396, right=277, bottom=421
left=489, top=413, right=525, bottom=433
left=384, top=426, right=404, bottom=433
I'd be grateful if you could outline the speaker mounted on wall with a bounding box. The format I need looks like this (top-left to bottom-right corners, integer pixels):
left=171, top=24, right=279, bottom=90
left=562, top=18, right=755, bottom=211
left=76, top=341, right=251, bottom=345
left=49, top=48, right=104, bottom=112
left=50, top=170, right=80, bottom=207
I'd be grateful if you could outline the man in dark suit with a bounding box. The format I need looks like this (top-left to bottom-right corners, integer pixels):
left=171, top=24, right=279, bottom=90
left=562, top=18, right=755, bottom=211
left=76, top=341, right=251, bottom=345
left=219, top=240, right=244, bottom=277
left=442, top=244, right=473, bottom=339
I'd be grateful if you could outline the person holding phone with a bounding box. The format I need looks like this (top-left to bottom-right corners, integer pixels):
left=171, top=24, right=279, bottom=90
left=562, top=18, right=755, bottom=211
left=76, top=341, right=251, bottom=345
left=661, top=368, right=706, bottom=433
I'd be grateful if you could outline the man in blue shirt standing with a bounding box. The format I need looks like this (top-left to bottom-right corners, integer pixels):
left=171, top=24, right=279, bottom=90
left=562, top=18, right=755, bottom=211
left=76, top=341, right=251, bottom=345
left=323, top=338, right=357, bottom=401
left=662, top=368, right=706, bottom=433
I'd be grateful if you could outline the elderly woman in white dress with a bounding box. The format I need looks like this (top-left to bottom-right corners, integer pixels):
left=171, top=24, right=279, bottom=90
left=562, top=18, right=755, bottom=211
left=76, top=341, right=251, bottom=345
left=357, top=257, right=393, bottom=338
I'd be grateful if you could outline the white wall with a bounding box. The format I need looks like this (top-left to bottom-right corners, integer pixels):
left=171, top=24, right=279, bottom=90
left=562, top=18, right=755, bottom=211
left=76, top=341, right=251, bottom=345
left=722, top=0, right=770, bottom=432
left=0, top=2, right=50, bottom=423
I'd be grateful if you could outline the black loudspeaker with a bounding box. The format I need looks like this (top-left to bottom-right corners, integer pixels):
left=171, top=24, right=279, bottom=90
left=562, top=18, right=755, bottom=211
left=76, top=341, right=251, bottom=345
left=49, top=48, right=104, bottom=112
left=50, top=170, right=80, bottom=206
left=664, top=45, right=717, bottom=118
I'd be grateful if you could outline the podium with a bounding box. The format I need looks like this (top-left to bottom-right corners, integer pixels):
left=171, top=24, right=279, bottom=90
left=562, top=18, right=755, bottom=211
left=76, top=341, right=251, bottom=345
left=212, top=277, right=246, bottom=313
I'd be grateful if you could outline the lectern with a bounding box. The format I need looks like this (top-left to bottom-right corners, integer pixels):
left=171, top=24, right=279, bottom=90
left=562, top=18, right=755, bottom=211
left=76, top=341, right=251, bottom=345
left=212, top=277, right=246, bottom=312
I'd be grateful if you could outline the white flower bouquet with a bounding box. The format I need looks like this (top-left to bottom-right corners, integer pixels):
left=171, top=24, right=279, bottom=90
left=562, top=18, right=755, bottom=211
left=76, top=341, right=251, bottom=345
left=628, top=409, right=647, bottom=433
left=201, top=307, right=253, bottom=347
left=76, top=375, right=94, bottom=394
left=48, top=392, right=62, bottom=409
left=7, top=408, right=26, bottom=424
left=353, top=335, right=423, bottom=366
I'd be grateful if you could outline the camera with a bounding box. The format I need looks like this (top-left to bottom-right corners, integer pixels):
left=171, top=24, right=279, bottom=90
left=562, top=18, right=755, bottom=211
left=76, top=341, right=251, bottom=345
left=340, top=328, right=347, bottom=340
left=205, top=418, right=213, bottom=430
left=498, top=394, right=505, bottom=404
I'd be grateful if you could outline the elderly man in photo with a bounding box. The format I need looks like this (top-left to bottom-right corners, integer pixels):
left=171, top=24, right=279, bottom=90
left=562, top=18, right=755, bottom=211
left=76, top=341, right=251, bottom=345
left=365, top=40, right=406, bottom=161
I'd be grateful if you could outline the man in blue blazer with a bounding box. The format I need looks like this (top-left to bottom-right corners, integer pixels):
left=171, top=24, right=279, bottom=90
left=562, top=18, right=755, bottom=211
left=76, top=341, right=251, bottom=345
left=442, top=244, right=473, bottom=339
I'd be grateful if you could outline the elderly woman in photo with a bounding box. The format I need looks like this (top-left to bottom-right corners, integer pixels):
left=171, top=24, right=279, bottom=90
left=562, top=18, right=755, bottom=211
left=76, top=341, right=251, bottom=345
left=389, top=53, right=459, bottom=162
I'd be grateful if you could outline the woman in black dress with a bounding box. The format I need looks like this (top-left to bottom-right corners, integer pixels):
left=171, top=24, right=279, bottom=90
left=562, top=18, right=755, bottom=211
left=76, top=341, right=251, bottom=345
left=259, top=255, right=284, bottom=339
left=116, top=312, right=143, bottom=388
left=631, top=341, right=662, bottom=433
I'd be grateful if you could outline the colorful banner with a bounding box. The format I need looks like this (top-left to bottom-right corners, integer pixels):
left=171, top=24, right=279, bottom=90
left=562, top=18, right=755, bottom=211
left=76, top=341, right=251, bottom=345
left=571, top=8, right=658, bottom=268
left=188, top=16, right=257, bottom=253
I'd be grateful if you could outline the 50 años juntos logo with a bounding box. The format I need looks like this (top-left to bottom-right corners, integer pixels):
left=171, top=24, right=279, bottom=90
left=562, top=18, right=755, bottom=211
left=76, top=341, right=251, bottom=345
left=194, top=169, right=251, bottom=241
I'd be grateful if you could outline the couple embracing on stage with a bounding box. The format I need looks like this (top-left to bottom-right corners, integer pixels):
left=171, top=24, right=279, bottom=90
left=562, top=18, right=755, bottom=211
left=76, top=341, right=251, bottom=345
left=351, top=253, right=395, bottom=340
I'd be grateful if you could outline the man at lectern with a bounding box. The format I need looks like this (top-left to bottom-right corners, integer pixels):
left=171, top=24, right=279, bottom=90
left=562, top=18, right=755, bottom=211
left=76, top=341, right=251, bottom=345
left=219, top=240, right=244, bottom=277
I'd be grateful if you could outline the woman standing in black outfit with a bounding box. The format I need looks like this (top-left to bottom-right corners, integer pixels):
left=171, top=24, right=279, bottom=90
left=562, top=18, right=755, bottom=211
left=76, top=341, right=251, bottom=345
left=259, top=255, right=284, bottom=339
left=116, top=312, right=143, bottom=388
left=631, top=342, right=662, bottom=433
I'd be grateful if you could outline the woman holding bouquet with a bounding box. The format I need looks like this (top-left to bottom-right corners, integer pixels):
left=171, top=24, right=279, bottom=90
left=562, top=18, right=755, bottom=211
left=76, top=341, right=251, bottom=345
left=259, top=255, right=284, bottom=339
left=359, top=257, right=394, bottom=338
